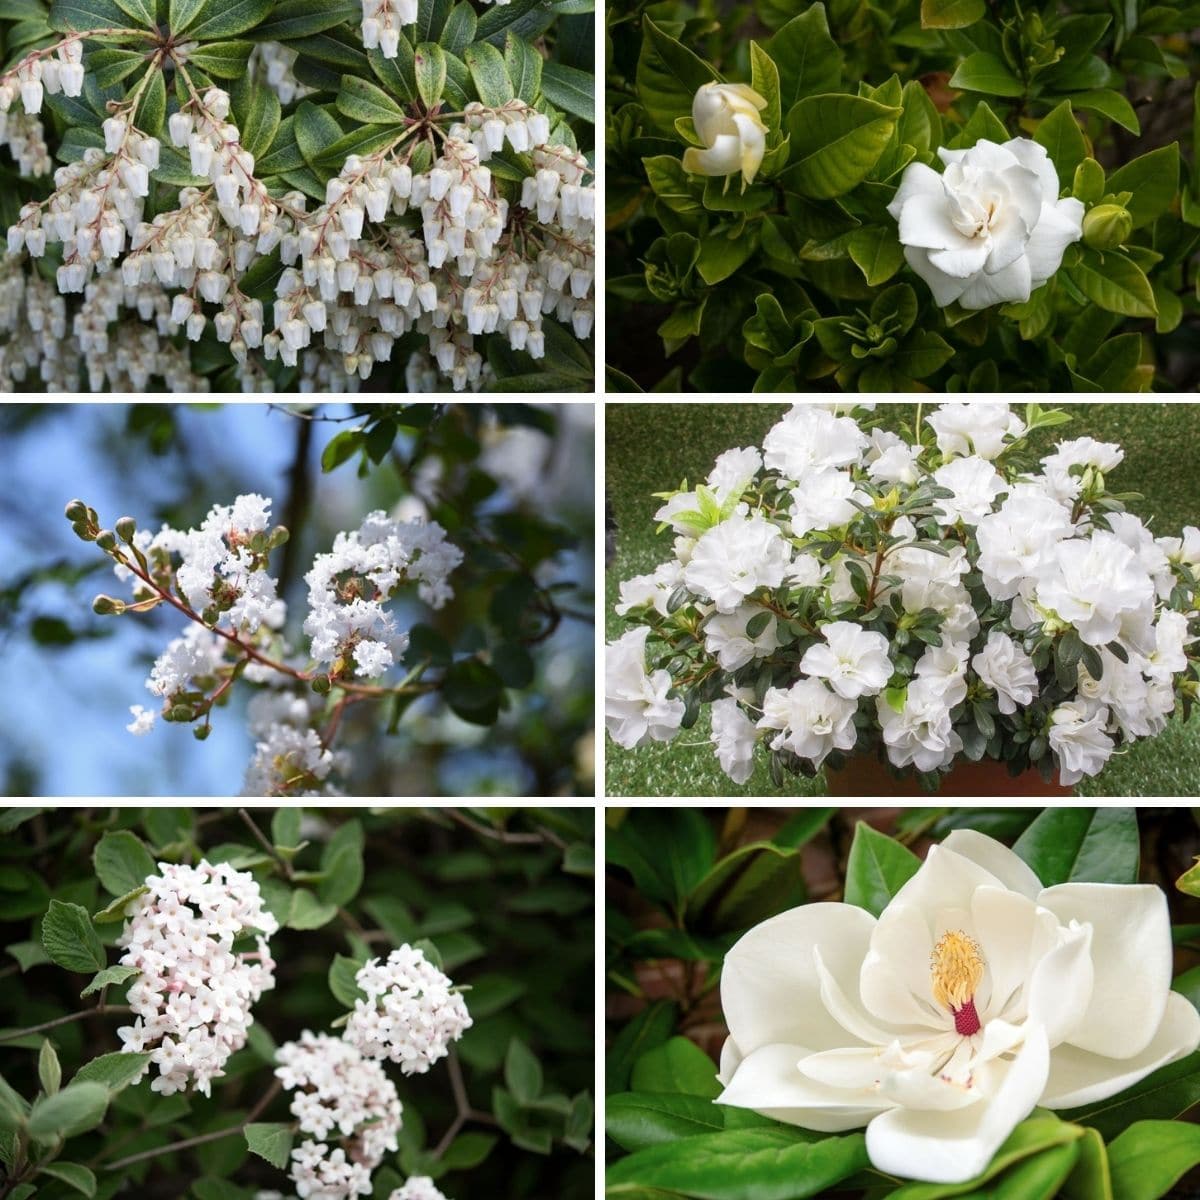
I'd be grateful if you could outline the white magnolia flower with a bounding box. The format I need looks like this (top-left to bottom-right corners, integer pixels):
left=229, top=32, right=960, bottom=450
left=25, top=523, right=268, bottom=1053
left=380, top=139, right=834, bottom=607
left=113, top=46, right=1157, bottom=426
left=703, top=605, right=780, bottom=671
left=790, top=468, right=869, bottom=535
left=711, top=697, right=758, bottom=784
left=683, top=513, right=791, bottom=613
left=605, top=627, right=685, bottom=750
left=888, top=138, right=1084, bottom=309
left=925, top=402, right=1025, bottom=461
left=972, top=631, right=1038, bottom=714
left=681, top=83, right=768, bottom=185
left=757, top=677, right=857, bottom=768
left=800, top=621, right=892, bottom=700
left=763, top=406, right=869, bottom=479
left=1048, top=697, right=1114, bottom=783
left=717, top=830, right=1200, bottom=1184
left=876, top=677, right=961, bottom=772
left=932, top=456, right=1006, bottom=526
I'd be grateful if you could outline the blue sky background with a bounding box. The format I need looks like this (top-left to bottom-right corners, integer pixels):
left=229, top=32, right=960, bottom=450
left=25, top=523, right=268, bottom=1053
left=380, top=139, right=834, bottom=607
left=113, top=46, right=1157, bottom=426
left=0, top=403, right=594, bottom=797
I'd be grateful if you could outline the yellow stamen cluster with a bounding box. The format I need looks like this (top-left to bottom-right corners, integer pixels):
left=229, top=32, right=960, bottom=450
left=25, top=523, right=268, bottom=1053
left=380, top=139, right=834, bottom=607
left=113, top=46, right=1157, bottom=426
left=930, top=930, right=984, bottom=1011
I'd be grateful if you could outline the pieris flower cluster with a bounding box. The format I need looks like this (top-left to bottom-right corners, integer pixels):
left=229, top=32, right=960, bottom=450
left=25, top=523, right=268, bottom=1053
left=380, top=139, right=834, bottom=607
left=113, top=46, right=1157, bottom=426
left=116, top=860, right=279, bottom=1096
left=276, top=1032, right=403, bottom=1200
left=0, top=37, right=84, bottom=116
left=304, top=510, right=462, bottom=680
left=344, top=945, right=473, bottom=1075
left=606, top=402, right=1200, bottom=788
left=251, top=42, right=313, bottom=105
left=360, top=0, right=508, bottom=57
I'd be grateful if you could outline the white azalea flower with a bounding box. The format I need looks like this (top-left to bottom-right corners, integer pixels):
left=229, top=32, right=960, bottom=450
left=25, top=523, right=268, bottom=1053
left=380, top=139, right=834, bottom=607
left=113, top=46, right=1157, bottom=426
left=604, top=627, right=685, bottom=750
left=888, top=138, right=1084, bottom=309
left=975, top=490, right=1075, bottom=601
left=757, top=677, right=858, bottom=768
left=681, top=82, right=769, bottom=185
left=703, top=605, right=780, bottom=671
left=865, top=430, right=922, bottom=486
left=683, top=513, right=792, bottom=613
left=711, top=697, right=758, bottom=784
left=790, top=468, right=869, bottom=535
left=1039, top=436, right=1124, bottom=501
left=614, top=560, right=684, bottom=617
left=932, top=456, right=1006, bottom=526
left=925, top=401, right=1024, bottom=461
left=875, top=677, right=961, bottom=772
left=800, top=621, right=892, bottom=700
left=972, top=631, right=1038, bottom=714
left=913, top=640, right=969, bottom=709
left=717, top=830, right=1200, bottom=1184
left=1047, top=697, right=1114, bottom=783
left=762, top=405, right=869, bottom=480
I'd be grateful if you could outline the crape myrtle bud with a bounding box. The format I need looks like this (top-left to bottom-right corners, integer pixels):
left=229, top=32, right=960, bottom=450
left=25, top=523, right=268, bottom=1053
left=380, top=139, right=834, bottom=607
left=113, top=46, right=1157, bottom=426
left=115, top=515, right=137, bottom=542
left=64, top=498, right=87, bottom=521
left=71, top=521, right=94, bottom=541
left=94, top=529, right=118, bottom=550
left=92, top=594, right=126, bottom=615
left=312, top=674, right=332, bottom=694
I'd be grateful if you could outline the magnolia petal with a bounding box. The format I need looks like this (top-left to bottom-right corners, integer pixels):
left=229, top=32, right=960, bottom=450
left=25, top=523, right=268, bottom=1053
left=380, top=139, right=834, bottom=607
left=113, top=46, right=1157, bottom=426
left=814, top=944, right=898, bottom=1045
left=861, top=903, right=944, bottom=1031
left=898, top=193, right=981, bottom=253
left=722, top=902, right=877, bottom=1056
left=887, top=162, right=945, bottom=220
left=682, top=136, right=744, bottom=179
left=1040, top=991, right=1200, bottom=1108
left=891, top=843, right=1013, bottom=918
left=879, top=1061, right=985, bottom=1112
left=1039, top=881, right=1171, bottom=1059
left=971, top=886, right=1040, bottom=1023
left=1024, top=198, right=1084, bottom=284
left=718, top=1034, right=743, bottom=1086
left=718, top=1041, right=890, bottom=1132
left=864, top=1022, right=1050, bottom=1184
left=1025, top=922, right=1094, bottom=1046
left=941, top=831, right=1043, bottom=899
left=956, top=254, right=1031, bottom=308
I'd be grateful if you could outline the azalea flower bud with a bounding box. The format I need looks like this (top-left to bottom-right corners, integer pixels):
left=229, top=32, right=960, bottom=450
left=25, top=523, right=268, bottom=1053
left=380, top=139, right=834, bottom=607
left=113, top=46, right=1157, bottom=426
left=1082, top=202, right=1133, bottom=250
left=682, top=81, right=769, bottom=185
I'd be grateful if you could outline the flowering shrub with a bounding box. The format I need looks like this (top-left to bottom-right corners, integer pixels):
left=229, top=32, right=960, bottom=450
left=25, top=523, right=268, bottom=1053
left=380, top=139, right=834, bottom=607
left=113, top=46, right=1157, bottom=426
left=0, top=0, right=594, bottom=392
left=606, top=0, right=1199, bottom=391
left=607, top=806, right=1200, bottom=1200
left=605, top=401, right=1200, bottom=793
left=0, top=805, right=594, bottom=1198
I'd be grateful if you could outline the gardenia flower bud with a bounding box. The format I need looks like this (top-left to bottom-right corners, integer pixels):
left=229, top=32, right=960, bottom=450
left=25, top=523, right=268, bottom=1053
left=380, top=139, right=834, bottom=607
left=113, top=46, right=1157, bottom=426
left=1082, top=202, right=1132, bottom=250
left=116, top=860, right=279, bottom=1096
left=887, top=137, right=1084, bottom=309
left=344, top=945, right=472, bottom=1075
left=682, top=82, right=769, bottom=185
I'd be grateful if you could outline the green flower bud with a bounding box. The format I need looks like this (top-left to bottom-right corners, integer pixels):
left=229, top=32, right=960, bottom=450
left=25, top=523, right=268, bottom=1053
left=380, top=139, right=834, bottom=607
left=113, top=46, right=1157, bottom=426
left=115, top=516, right=137, bottom=543
left=312, top=675, right=332, bottom=695
left=94, top=529, right=118, bottom=551
left=267, top=525, right=290, bottom=549
left=249, top=531, right=268, bottom=553
left=1073, top=158, right=1105, bottom=205
left=1083, top=203, right=1133, bottom=250
left=193, top=724, right=212, bottom=741
left=92, top=594, right=126, bottom=616
left=71, top=521, right=95, bottom=542
left=64, top=499, right=88, bottom=522
left=166, top=703, right=195, bottom=722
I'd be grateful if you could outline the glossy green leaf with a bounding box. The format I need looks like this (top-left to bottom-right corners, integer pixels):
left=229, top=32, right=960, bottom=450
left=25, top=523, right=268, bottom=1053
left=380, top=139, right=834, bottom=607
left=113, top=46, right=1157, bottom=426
left=250, top=0, right=358, bottom=39
left=631, top=1037, right=720, bottom=1098
left=294, top=100, right=343, bottom=171
left=336, top=74, right=407, bottom=124
left=540, top=60, right=593, bottom=121
left=684, top=843, right=805, bottom=934
left=607, top=1091, right=726, bottom=1151
left=415, top=41, right=447, bottom=109
left=767, top=4, right=842, bottom=113
left=843, top=822, right=921, bottom=917
left=47, top=0, right=128, bottom=31
left=848, top=225, right=905, bottom=286
left=187, top=40, right=253, bottom=79
left=37, top=1162, right=96, bottom=1197
left=1107, top=1119, right=1200, bottom=1200
left=464, top=40, right=512, bottom=106
left=607, top=809, right=716, bottom=912
left=1105, top=144, right=1180, bottom=227
left=1034, top=101, right=1087, bottom=182
left=949, top=52, right=1025, bottom=97
left=1070, top=89, right=1140, bottom=134
left=1067, top=248, right=1157, bottom=318
left=635, top=15, right=715, bottom=134
left=1060, top=1051, right=1200, bottom=1140
left=1062, top=1125, right=1112, bottom=1200
left=920, top=0, right=984, bottom=27
left=1013, top=807, right=1139, bottom=885
left=186, top=0, right=272, bottom=38
left=503, top=29, right=540, bottom=103
left=784, top=95, right=900, bottom=198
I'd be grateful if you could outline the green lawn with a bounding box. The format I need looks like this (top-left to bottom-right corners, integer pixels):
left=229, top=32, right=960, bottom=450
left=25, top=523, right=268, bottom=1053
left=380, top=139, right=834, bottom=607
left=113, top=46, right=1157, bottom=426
left=605, top=402, right=1200, bottom=798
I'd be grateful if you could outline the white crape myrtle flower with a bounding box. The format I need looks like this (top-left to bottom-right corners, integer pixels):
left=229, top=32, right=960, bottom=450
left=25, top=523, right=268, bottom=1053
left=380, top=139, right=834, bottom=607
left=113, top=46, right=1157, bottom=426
left=925, top=402, right=1025, bottom=461
left=703, top=605, right=780, bottom=671
left=875, top=676, right=962, bottom=772
left=682, top=82, right=769, bottom=185
left=116, top=860, right=279, bottom=1096
left=972, top=631, right=1038, bottom=714
left=757, top=677, right=858, bottom=768
left=932, top=456, right=1006, bottom=526
left=344, top=944, right=472, bottom=1074
left=716, top=830, right=1200, bottom=1184
left=763, top=405, right=869, bottom=479
left=682, top=513, right=792, bottom=613
left=711, top=697, right=758, bottom=784
left=390, top=1180, right=450, bottom=1200
left=147, top=624, right=228, bottom=702
left=800, top=621, right=892, bottom=700
left=126, top=703, right=156, bottom=735
left=605, top=626, right=685, bottom=750
left=888, top=138, right=1084, bottom=309
left=276, top=1031, right=402, bottom=1200
left=1048, top=697, right=1115, bottom=783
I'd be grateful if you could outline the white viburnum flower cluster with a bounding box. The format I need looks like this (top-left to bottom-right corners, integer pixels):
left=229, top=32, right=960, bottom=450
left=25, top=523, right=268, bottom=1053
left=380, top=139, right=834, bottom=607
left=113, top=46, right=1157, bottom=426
left=344, top=945, right=473, bottom=1074
left=116, top=859, right=279, bottom=1096
left=390, top=1180, right=451, bottom=1200
left=275, top=1031, right=403, bottom=1200
left=303, top=511, right=462, bottom=680
left=606, top=401, right=1200, bottom=788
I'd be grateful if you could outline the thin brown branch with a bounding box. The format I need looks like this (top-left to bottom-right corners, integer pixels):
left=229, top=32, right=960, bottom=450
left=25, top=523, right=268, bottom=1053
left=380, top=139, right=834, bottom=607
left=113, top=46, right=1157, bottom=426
left=0, top=1005, right=133, bottom=1043
left=443, top=809, right=567, bottom=851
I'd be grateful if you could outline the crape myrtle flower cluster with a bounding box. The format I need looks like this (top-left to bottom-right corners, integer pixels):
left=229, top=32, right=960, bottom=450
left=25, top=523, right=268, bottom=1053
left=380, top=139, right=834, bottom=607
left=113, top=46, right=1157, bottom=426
left=606, top=402, right=1200, bottom=788
left=344, top=945, right=474, bottom=1075
left=0, top=20, right=594, bottom=393
left=68, top=493, right=460, bottom=796
left=116, top=859, right=279, bottom=1097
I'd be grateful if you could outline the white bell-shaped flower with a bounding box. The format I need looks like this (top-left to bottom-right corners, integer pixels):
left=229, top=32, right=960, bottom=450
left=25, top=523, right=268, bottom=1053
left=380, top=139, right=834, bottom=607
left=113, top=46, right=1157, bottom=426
left=682, top=81, right=769, bottom=185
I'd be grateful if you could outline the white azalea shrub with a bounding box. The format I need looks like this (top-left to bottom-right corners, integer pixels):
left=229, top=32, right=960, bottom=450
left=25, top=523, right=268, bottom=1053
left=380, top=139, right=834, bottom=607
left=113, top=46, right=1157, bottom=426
left=608, top=0, right=1197, bottom=392
left=605, top=402, right=1200, bottom=790
left=0, top=0, right=594, bottom=392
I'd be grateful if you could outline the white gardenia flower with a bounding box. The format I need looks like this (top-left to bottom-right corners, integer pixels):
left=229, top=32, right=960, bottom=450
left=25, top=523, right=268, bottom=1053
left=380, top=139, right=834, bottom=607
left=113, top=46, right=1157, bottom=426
left=703, top=605, right=780, bottom=671
left=681, top=82, right=769, bottom=185
left=790, top=468, right=869, bottom=535
left=757, top=677, right=858, bottom=768
left=875, top=676, right=962, bottom=772
left=925, top=402, right=1025, bottom=461
left=763, top=406, right=869, bottom=479
left=717, top=830, right=1200, bottom=1184
left=1048, top=697, right=1115, bottom=783
left=972, top=631, right=1039, bottom=714
left=888, top=138, right=1084, bottom=309
left=605, top=626, right=685, bottom=749
left=683, top=513, right=791, bottom=613
left=711, top=697, right=758, bottom=784
left=800, top=621, right=892, bottom=700
left=932, top=456, right=1006, bottom=526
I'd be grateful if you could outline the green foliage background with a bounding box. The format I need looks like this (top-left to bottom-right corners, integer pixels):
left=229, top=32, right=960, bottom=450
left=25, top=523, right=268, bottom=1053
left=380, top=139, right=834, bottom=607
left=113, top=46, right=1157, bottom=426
left=605, top=401, right=1200, bottom=798
left=0, top=805, right=594, bottom=1199
left=605, top=805, right=1200, bottom=1200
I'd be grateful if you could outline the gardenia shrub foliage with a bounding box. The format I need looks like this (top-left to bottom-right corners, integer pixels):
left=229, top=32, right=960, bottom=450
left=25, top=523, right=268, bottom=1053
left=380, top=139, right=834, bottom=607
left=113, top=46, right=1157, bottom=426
left=605, top=402, right=1200, bottom=791
left=606, top=806, right=1200, bottom=1200
left=0, top=0, right=595, bottom=392
left=606, top=0, right=1199, bottom=391
left=0, top=806, right=594, bottom=1199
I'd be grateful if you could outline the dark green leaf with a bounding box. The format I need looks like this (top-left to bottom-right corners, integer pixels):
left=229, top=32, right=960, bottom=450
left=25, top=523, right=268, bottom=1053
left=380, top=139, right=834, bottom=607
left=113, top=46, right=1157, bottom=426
left=1013, top=807, right=1139, bottom=886
left=843, top=822, right=920, bottom=917
left=41, top=900, right=106, bottom=973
